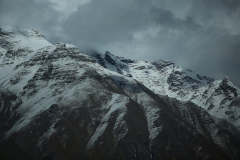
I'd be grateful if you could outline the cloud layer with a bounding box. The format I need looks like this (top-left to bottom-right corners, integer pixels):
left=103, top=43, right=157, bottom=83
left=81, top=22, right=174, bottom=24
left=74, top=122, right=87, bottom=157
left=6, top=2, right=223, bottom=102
left=0, top=0, right=240, bottom=87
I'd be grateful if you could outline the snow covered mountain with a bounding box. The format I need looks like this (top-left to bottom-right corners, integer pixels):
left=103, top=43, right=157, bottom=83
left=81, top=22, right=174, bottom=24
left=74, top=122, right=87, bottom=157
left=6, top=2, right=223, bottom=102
left=1, top=27, right=240, bottom=160
left=91, top=51, right=240, bottom=130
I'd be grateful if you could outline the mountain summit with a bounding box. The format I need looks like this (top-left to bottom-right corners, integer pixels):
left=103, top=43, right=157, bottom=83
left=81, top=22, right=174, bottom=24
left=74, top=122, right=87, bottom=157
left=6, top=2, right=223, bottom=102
left=1, top=27, right=240, bottom=160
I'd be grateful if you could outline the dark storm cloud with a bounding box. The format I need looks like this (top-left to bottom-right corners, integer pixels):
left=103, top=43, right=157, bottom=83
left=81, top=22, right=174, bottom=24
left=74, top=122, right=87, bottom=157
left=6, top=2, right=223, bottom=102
left=62, top=0, right=151, bottom=48
left=150, top=6, right=201, bottom=30
left=0, top=0, right=57, bottom=27
left=0, top=0, right=61, bottom=42
left=0, top=0, right=240, bottom=87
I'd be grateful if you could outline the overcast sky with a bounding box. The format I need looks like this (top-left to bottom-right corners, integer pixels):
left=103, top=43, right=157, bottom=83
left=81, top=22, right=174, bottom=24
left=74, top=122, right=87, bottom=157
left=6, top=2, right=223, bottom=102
left=0, top=0, right=240, bottom=87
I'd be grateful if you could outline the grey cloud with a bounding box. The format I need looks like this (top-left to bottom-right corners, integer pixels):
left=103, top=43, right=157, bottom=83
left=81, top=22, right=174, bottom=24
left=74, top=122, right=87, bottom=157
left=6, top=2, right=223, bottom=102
left=0, top=0, right=239, bottom=87
left=191, top=0, right=240, bottom=14
left=150, top=6, right=201, bottom=30
left=63, top=0, right=150, bottom=42
left=188, top=0, right=240, bottom=33
left=0, top=0, right=55, bottom=26
left=0, top=0, right=61, bottom=44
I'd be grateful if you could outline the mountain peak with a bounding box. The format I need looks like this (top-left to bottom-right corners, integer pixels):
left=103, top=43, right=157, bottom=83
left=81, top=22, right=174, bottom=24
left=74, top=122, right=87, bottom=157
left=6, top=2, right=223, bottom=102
left=105, top=51, right=111, bottom=54
left=0, top=26, right=52, bottom=51
left=152, top=59, right=174, bottom=70
left=223, top=76, right=229, bottom=82
left=221, top=76, right=234, bottom=87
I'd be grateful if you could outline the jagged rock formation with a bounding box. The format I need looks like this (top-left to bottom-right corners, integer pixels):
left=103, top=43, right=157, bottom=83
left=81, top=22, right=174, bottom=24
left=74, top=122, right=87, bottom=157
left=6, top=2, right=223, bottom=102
left=0, top=26, right=240, bottom=160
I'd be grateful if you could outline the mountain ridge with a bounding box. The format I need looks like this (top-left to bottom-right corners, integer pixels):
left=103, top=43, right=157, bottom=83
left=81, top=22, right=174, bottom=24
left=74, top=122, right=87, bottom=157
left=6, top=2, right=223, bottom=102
left=1, top=26, right=240, bottom=160
left=90, top=50, right=240, bottom=130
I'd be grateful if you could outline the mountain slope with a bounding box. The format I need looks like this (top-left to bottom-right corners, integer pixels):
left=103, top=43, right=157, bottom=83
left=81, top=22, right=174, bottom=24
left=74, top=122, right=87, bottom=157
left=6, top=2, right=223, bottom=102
left=91, top=51, right=240, bottom=130
left=1, top=27, right=240, bottom=160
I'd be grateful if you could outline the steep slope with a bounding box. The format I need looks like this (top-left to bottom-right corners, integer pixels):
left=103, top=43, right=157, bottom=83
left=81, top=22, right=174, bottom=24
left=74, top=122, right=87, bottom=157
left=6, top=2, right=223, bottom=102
left=91, top=51, right=240, bottom=130
left=0, top=27, right=240, bottom=160
left=0, top=26, right=53, bottom=90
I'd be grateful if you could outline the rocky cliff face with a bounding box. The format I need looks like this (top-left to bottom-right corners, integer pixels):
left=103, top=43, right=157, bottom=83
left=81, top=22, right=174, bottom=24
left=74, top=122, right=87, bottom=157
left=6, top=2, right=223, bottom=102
left=0, top=27, right=240, bottom=160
